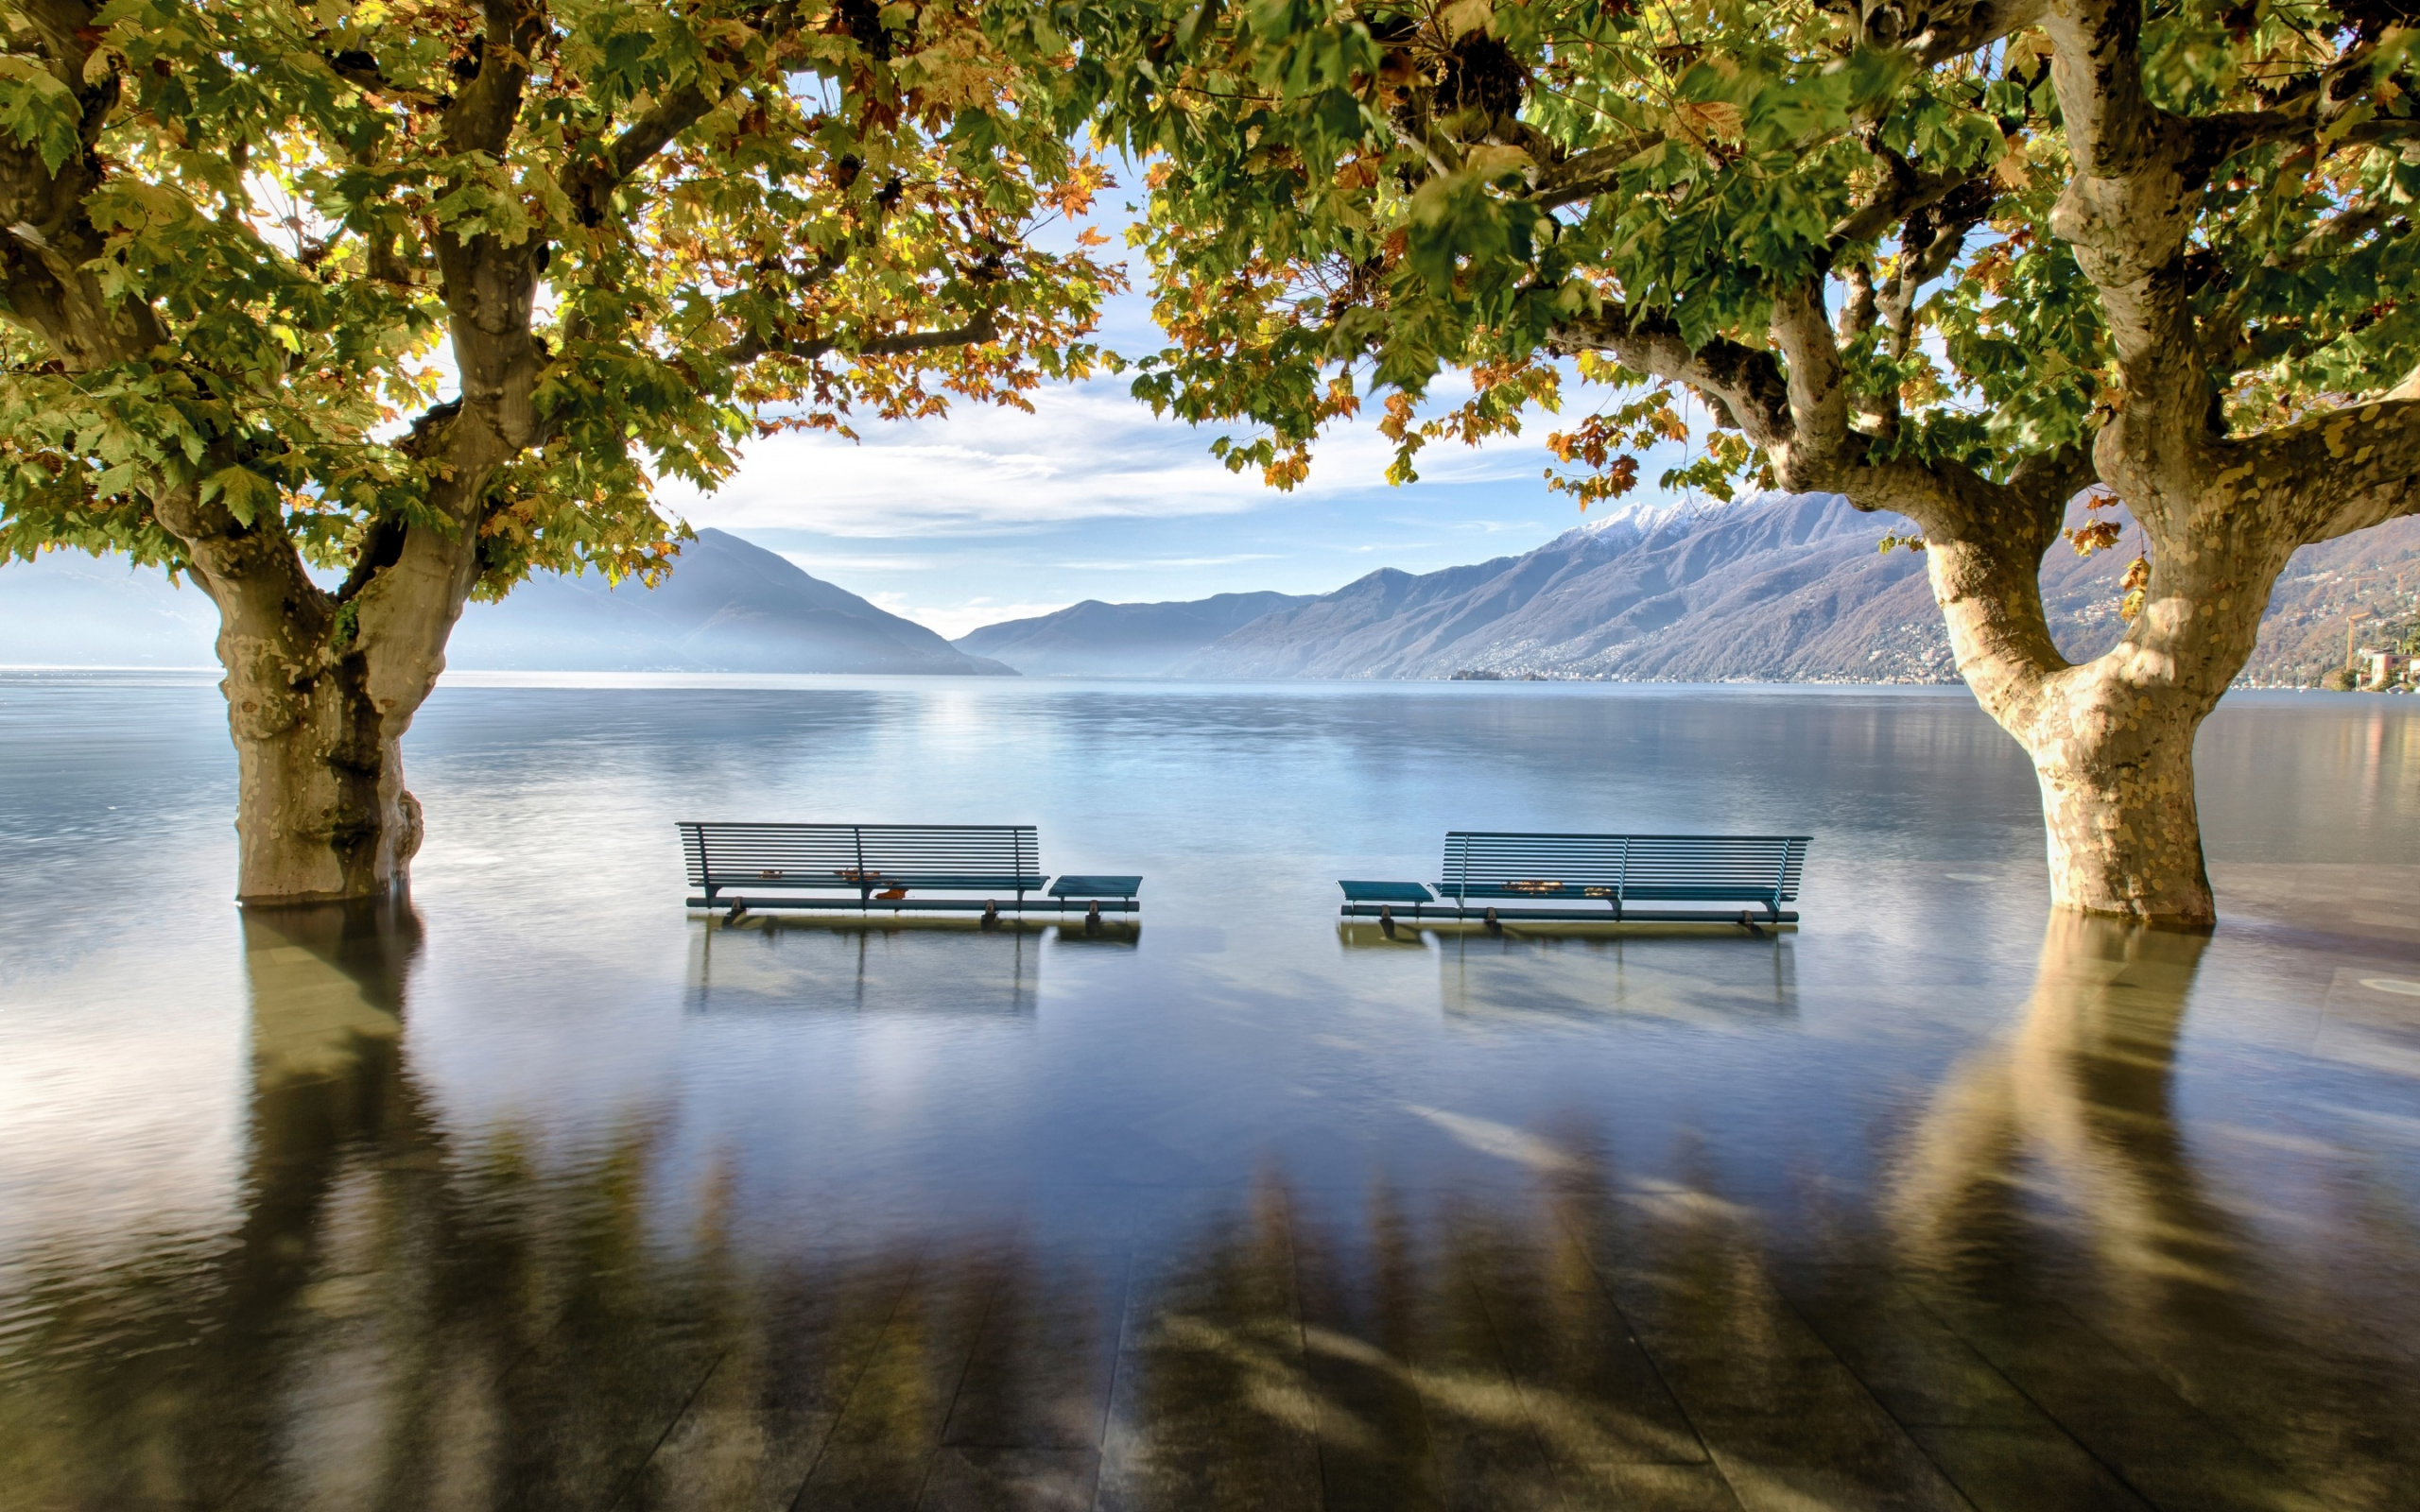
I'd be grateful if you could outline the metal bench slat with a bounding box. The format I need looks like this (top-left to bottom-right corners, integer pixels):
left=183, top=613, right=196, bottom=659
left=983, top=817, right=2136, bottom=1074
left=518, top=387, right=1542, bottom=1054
left=682, top=822, right=1141, bottom=917
left=1423, top=831, right=1810, bottom=921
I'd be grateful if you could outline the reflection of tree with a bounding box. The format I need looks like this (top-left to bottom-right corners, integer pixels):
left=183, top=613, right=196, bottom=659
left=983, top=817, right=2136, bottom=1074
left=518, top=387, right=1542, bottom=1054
left=0, top=902, right=964, bottom=1509
left=1889, top=913, right=2235, bottom=1306
left=1888, top=913, right=2420, bottom=1508
left=10, top=907, right=2419, bottom=1507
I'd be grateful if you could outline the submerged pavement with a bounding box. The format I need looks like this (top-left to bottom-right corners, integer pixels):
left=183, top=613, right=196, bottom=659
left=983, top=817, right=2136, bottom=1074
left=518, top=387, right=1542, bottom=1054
left=3, top=675, right=2416, bottom=1509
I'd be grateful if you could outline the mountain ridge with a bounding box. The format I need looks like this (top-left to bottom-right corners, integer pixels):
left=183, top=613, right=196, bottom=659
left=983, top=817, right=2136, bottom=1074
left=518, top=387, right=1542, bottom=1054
left=0, top=527, right=1014, bottom=677
left=952, top=590, right=1314, bottom=677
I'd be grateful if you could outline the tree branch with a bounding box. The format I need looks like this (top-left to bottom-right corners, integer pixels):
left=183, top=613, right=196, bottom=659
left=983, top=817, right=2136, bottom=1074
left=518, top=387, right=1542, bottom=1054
left=1772, top=280, right=1856, bottom=486
left=2247, top=396, right=2420, bottom=544
left=1861, top=0, right=2056, bottom=66
left=721, top=308, right=1000, bottom=366
left=1526, top=130, right=1662, bottom=210
left=566, top=82, right=728, bottom=226
left=1545, top=300, right=1795, bottom=446
left=442, top=0, right=544, bottom=156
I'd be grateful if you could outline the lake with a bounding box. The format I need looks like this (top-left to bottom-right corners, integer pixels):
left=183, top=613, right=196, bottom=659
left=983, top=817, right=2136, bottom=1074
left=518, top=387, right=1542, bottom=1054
left=3, top=672, right=2417, bottom=1511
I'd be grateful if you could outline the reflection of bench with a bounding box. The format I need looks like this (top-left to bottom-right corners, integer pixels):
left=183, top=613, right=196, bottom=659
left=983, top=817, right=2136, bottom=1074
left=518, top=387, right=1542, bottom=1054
left=682, top=822, right=1048, bottom=915
left=1340, top=833, right=1809, bottom=927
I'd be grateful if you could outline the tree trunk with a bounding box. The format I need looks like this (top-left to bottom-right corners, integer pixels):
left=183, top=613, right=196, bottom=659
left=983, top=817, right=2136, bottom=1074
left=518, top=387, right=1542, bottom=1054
left=195, top=511, right=477, bottom=907
left=1924, top=511, right=2272, bottom=932
left=2010, top=666, right=2218, bottom=927
left=223, top=653, right=424, bottom=906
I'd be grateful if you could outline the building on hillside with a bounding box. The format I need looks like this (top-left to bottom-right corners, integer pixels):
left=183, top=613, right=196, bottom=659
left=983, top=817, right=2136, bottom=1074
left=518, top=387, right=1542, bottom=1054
left=2360, top=648, right=2407, bottom=690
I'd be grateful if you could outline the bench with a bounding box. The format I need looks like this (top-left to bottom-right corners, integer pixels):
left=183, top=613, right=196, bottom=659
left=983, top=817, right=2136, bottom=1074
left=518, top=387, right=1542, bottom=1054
left=1340, top=833, right=1808, bottom=927
left=683, top=822, right=1051, bottom=916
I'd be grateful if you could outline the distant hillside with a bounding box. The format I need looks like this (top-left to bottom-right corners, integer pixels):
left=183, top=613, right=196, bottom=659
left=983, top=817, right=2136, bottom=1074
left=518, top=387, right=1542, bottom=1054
left=954, top=590, right=1314, bottom=676
left=0, top=528, right=1011, bottom=677
left=1178, top=495, right=2420, bottom=685
left=0, top=551, right=219, bottom=666
left=451, top=528, right=1011, bottom=675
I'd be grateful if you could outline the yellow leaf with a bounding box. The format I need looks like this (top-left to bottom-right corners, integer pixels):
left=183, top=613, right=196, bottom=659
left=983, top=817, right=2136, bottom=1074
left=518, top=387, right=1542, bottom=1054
left=1671, top=100, right=1743, bottom=146
left=1462, top=143, right=1532, bottom=180
left=1439, top=0, right=1492, bottom=41
left=1993, top=134, right=2031, bottom=190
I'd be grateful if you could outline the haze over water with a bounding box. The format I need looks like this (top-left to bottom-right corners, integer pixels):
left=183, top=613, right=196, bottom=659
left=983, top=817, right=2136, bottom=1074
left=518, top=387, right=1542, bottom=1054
left=3, top=672, right=2417, bottom=1510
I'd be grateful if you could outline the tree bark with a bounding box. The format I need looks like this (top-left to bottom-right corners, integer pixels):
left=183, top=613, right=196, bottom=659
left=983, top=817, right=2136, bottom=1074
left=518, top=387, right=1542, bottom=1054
left=223, top=657, right=425, bottom=907
left=1923, top=476, right=2293, bottom=929
left=2004, top=665, right=2218, bottom=925
left=186, top=509, right=478, bottom=905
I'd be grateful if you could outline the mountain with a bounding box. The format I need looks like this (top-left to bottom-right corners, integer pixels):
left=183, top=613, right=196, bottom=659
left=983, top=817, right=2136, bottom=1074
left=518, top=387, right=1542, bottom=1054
left=953, top=591, right=1314, bottom=676
left=1177, top=494, right=2420, bottom=685
left=0, top=550, right=221, bottom=666
left=0, top=528, right=1011, bottom=676
left=450, top=528, right=1011, bottom=674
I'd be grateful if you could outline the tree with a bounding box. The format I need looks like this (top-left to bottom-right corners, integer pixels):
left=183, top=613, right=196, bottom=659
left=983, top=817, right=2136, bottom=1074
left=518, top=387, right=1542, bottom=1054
left=1080, top=0, right=2420, bottom=926
left=0, top=0, right=1115, bottom=903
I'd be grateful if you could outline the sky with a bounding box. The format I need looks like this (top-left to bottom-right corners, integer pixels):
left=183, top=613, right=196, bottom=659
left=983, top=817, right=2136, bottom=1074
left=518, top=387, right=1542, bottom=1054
left=0, top=157, right=1707, bottom=647
left=661, top=164, right=1696, bottom=639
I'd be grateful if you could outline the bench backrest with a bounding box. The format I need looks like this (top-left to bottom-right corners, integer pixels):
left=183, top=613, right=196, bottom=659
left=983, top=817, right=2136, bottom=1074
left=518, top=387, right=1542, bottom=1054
left=1440, top=832, right=1808, bottom=901
left=681, top=823, right=1040, bottom=887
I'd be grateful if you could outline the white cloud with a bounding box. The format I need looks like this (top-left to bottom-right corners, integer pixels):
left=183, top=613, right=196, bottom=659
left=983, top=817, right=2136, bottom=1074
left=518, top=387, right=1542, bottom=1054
left=1054, top=553, right=1283, bottom=570
left=867, top=593, right=1071, bottom=639
left=664, top=374, right=1555, bottom=539
left=775, top=551, right=941, bottom=575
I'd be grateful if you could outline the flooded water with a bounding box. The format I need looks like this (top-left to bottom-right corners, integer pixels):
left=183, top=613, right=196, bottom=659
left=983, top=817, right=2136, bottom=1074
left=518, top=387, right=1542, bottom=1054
left=2, top=671, right=2417, bottom=1511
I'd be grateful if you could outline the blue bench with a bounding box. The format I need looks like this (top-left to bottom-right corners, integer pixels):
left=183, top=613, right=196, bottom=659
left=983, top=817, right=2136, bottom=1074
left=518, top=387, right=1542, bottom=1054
left=680, top=822, right=1139, bottom=918
left=1342, top=833, right=1808, bottom=927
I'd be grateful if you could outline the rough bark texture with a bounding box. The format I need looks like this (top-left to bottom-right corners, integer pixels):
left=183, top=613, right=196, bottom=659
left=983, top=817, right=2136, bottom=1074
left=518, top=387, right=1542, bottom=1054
left=175, top=500, right=483, bottom=903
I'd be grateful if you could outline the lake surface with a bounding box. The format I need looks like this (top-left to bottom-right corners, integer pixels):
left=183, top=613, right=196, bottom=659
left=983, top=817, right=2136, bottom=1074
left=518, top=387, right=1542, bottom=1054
left=2, top=672, right=2417, bottom=1512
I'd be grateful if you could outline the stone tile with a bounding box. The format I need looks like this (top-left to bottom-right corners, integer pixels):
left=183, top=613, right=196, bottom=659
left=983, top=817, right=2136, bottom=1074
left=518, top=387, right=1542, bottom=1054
left=1471, top=1234, right=1706, bottom=1467
left=619, top=1261, right=922, bottom=1512
left=942, top=1230, right=1131, bottom=1452
left=791, top=1444, right=935, bottom=1512
left=917, top=1448, right=1098, bottom=1512
left=461, top=1321, right=725, bottom=1512
left=1904, top=1425, right=2151, bottom=1512
left=826, top=1244, right=1016, bottom=1452
left=1547, top=1461, right=1743, bottom=1512
left=1776, top=1271, right=2044, bottom=1430
left=1094, top=1192, right=1322, bottom=1512
left=1916, top=1300, right=2318, bottom=1512
left=1695, top=1411, right=1970, bottom=1512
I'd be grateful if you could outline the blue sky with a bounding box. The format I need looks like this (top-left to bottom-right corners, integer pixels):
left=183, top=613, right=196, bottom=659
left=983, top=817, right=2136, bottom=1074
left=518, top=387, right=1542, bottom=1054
left=659, top=166, right=1693, bottom=638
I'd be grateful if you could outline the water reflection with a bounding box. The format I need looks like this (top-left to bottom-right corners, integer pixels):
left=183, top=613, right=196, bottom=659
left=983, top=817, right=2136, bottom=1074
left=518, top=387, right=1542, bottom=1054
left=1428, top=930, right=1797, bottom=1025
left=1890, top=915, right=2226, bottom=1293
left=7, top=906, right=2418, bottom=1508
left=685, top=917, right=1043, bottom=1016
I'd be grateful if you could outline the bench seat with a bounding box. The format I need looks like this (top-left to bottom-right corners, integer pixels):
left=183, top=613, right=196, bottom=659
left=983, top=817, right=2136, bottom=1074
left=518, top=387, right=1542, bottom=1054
left=1048, top=875, right=1141, bottom=915
left=702, top=871, right=1046, bottom=892
left=1340, top=833, right=1809, bottom=927
left=682, top=822, right=1144, bottom=918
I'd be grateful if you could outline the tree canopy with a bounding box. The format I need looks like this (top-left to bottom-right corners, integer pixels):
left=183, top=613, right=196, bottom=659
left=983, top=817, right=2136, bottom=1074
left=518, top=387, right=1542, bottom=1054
left=1084, top=0, right=2420, bottom=513
left=0, top=0, right=1118, bottom=593
left=0, top=0, right=1123, bottom=902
